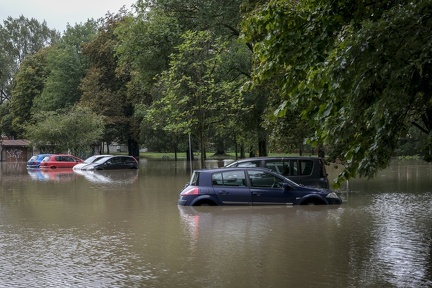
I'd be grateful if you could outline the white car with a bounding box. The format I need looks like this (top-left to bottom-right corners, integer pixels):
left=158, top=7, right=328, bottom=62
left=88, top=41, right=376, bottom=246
left=73, top=154, right=111, bottom=170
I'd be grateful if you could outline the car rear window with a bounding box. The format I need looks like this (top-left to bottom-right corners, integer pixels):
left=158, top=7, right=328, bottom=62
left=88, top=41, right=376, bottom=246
left=190, top=171, right=199, bottom=186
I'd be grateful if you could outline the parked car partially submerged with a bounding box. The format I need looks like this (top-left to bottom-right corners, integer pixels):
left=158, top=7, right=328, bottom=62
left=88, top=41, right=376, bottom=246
left=79, top=155, right=138, bottom=170
left=178, top=167, right=342, bottom=206
left=225, top=156, right=329, bottom=188
left=27, top=154, right=52, bottom=168
left=39, top=154, right=83, bottom=169
left=73, top=154, right=112, bottom=170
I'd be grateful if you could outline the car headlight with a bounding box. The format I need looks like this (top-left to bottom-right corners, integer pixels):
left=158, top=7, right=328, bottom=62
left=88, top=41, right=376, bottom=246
left=326, top=192, right=340, bottom=199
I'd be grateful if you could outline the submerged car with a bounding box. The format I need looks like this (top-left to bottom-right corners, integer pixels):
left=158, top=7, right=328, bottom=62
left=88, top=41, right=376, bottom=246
left=39, top=154, right=84, bottom=169
left=73, top=154, right=112, bottom=170
left=178, top=167, right=342, bottom=206
left=225, top=156, right=329, bottom=188
left=80, top=155, right=138, bottom=170
left=27, top=154, right=52, bottom=168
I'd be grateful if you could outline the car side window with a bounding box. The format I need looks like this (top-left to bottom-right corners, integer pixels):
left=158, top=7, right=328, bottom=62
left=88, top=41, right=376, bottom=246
left=264, top=161, right=285, bottom=174
left=291, top=160, right=299, bottom=176
left=124, top=157, right=135, bottom=163
left=212, top=171, right=246, bottom=186
left=299, top=160, right=313, bottom=175
left=247, top=170, right=283, bottom=188
left=237, top=161, right=258, bottom=167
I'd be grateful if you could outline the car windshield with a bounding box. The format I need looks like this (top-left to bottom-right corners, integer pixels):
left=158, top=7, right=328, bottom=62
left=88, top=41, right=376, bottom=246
left=28, top=156, right=37, bottom=161
left=84, top=156, right=98, bottom=163
left=93, top=157, right=113, bottom=164
left=84, top=155, right=108, bottom=164
left=282, top=175, right=301, bottom=187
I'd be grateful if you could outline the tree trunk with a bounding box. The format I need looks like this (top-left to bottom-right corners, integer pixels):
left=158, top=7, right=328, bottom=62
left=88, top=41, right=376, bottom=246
left=128, top=137, right=139, bottom=159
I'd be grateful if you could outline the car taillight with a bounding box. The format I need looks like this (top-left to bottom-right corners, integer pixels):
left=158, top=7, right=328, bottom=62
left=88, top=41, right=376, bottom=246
left=180, top=187, right=199, bottom=196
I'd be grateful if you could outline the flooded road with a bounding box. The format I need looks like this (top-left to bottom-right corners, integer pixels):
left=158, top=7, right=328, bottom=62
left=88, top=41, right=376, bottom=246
left=0, top=158, right=431, bottom=287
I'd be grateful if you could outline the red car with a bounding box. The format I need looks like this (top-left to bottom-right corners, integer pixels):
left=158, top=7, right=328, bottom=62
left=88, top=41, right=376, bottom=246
left=39, top=154, right=84, bottom=169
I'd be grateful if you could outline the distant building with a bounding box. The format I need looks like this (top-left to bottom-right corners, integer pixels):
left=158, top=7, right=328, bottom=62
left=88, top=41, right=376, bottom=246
left=0, top=139, right=31, bottom=162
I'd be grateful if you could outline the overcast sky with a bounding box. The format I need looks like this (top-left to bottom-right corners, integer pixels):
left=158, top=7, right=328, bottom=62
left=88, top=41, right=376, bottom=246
left=1, top=0, right=136, bottom=32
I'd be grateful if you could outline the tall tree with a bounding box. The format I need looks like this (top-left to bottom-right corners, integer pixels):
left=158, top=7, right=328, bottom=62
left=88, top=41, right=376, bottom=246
left=7, top=21, right=97, bottom=138
left=117, top=0, right=260, bottom=157
left=242, top=0, right=432, bottom=185
left=0, top=15, right=59, bottom=137
left=9, top=47, right=52, bottom=138
left=79, top=11, right=138, bottom=157
left=148, top=30, right=247, bottom=167
left=32, top=21, right=98, bottom=112
left=0, top=15, right=59, bottom=105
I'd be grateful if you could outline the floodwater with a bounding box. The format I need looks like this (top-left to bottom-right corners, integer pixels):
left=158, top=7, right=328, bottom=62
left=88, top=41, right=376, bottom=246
left=0, top=158, right=431, bottom=288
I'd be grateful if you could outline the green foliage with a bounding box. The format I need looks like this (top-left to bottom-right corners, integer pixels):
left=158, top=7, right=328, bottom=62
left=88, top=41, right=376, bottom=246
left=32, top=21, right=98, bottom=112
left=242, top=0, right=432, bottom=185
left=0, top=15, right=59, bottom=136
left=147, top=30, right=248, bottom=165
left=25, top=106, right=104, bottom=155
left=79, top=12, right=133, bottom=147
left=116, top=0, right=258, bottom=158
left=0, top=15, right=59, bottom=103
left=115, top=4, right=181, bottom=96
left=9, top=47, right=52, bottom=137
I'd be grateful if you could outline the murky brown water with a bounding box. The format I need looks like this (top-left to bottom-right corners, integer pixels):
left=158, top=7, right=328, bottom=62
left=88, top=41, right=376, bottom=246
left=0, top=158, right=431, bottom=287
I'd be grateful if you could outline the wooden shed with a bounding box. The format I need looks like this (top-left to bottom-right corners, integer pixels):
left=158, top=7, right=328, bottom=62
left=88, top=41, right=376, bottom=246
left=0, top=139, right=31, bottom=162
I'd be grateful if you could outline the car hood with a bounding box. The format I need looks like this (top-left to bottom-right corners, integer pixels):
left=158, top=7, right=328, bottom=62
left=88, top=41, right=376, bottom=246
left=294, top=185, right=334, bottom=195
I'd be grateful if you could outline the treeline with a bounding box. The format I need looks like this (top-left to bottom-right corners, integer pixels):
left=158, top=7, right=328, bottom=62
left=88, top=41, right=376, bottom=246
left=1, top=0, right=431, bottom=184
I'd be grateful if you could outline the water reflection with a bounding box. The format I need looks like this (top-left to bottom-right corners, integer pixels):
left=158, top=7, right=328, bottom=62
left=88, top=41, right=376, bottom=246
left=27, top=168, right=77, bottom=182
left=74, top=169, right=138, bottom=185
left=367, top=193, right=432, bottom=287
left=0, top=160, right=431, bottom=287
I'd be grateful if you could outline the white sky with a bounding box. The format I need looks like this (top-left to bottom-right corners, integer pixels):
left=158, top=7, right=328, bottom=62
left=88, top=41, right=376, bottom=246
left=0, top=0, right=136, bottom=32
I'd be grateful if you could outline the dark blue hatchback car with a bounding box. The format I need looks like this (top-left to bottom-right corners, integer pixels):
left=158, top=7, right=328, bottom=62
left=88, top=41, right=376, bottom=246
left=177, top=167, right=342, bottom=206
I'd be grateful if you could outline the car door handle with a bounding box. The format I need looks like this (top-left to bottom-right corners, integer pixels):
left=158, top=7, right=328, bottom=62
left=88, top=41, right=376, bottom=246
left=252, top=192, right=262, bottom=196
left=217, top=190, right=229, bottom=195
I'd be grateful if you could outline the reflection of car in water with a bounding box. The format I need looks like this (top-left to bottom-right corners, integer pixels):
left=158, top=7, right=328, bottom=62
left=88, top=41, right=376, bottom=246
left=27, top=168, right=76, bottom=182
left=178, top=205, right=342, bottom=253
left=74, top=169, right=139, bottom=184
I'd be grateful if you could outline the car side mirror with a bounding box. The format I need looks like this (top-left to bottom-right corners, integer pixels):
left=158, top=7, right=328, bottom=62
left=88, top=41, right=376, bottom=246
left=282, top=183, right=291, bottom=190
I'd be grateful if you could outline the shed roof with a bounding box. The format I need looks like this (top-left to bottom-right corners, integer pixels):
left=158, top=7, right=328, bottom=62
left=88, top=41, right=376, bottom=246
left=1, top=139, right=31, bottom=147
